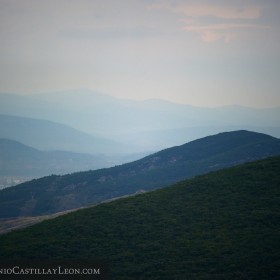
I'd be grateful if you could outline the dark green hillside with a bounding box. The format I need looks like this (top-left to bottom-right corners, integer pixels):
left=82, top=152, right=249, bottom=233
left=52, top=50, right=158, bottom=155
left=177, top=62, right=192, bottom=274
left=0, top=156, right=279, bottom=279
left=1, top=130, right=280, bottom=218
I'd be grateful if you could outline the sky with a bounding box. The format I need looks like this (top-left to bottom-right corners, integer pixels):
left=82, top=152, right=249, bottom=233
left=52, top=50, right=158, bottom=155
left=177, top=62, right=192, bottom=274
left=0, top=0, right=280, bottom=107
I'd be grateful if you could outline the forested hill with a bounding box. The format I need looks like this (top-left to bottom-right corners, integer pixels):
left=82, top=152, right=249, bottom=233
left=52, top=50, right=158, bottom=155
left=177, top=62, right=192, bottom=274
left=0, top=156, right=279, bottom=279
left=0, top=130, right=280, bottom=218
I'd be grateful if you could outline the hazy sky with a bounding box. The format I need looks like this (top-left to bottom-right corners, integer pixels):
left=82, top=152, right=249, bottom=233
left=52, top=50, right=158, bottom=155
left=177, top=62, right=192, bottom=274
left=0, top=0, right=280, bottom=107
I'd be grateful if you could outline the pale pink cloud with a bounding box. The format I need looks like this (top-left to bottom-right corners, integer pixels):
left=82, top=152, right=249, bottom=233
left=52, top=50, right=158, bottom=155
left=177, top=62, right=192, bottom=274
left=182, top=23, right=270, bottom=32
left=196, top=30, right=236, bottom=43
left=181, top=22, right=269, bottom=43
left=148, top=1, right=267, bottom=43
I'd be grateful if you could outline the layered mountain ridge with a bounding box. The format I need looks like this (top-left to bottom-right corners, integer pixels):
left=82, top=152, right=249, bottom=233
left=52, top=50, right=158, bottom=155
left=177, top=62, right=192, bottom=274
left=1, top=130, right=280, bottom=219
left=1, top=89, right=280, bottom=152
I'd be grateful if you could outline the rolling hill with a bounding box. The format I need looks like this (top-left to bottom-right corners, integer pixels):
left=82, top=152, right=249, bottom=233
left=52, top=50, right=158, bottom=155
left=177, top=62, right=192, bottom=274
left=0, top=155, right=279, bottom=279
left=0, top=130, right=280, bottom=219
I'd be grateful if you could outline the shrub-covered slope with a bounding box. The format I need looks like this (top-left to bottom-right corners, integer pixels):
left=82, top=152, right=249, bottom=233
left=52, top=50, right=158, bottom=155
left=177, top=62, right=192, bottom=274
left=1, top=130, right=280, bottom=218
left=0, top=156, right=279, bottom=279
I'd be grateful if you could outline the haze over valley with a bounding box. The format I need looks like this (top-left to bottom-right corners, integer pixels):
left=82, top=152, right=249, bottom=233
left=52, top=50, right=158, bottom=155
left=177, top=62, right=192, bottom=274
left=1, top=89, right=280, bottom=187
left=1, top=89, right=280, bottom=152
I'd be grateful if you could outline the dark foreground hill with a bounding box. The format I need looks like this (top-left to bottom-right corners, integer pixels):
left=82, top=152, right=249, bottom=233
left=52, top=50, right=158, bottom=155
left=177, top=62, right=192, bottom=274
left=0, top=156, right=279, bottom=279
left=1, top=130, right=280, bottom=219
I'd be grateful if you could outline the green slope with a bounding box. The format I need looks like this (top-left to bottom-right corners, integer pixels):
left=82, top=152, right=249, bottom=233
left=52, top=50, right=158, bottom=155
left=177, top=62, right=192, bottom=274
left=0, top=156, right=279, bottom=279
left=1, top=130, right=280, bottom=218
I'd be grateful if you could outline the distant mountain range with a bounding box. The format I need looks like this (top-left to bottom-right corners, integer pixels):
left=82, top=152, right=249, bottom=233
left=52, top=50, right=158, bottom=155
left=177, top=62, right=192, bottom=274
left=1, top=155, right=279, bottom=279
left=0, top=114, right=137, bottom=154
left=1, top=89, right=280, bottom=151
left=1, top=130, right=280, bottom=219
